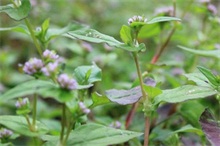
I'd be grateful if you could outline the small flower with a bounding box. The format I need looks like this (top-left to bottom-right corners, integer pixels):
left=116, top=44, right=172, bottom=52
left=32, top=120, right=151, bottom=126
left=0, top=128, right=13, bottom=139
left=128, top=15, right=147, bottom=25
left=41, top=62, right=58, bottom=76
left=155, top=6, right=174, bottom=16
left=57, top=74, right=77, bottom=90
left=23, top=58, right=44, bottom=75
left=78, top=102, right=91, bottom=114
left=109, top=121, right=122, bottom=129
left=15, top=98, right=29, bottom=108
left=43, top=49, right=59, bottom=61
left=207, top=4, right=217, bottom=15
left=14, top=0, right=22, bottom=7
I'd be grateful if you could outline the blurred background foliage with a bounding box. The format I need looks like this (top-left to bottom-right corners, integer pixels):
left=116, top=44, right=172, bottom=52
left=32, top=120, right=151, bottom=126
left=0, top=0, right=219, bottom=145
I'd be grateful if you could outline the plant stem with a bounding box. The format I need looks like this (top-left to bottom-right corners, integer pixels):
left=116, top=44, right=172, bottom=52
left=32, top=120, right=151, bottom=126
left=32, top=94, right=37, bottom=131
left=25, top=115, right=32, bottom=130
left=24, top=19, right=43, bottom=58
left=132, top=52, right=150, bottom=146
left=60, top=103, right=66, bottom=146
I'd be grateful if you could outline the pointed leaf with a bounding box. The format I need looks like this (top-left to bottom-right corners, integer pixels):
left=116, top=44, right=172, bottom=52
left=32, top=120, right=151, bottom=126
left=184, top=72, right=211, bottom=87
left=0, top=24, right=29, bottom=34
left=178, top=45, right=220, bottom=59
left=154, top=85, right=217, bottom=104
left=0, top=0, right=31, bottom=21
left=65, top=28, right=145, bottom=52
left=105, top=86, right=142, bottom=105
left=90, top=92, right=110, bottom=108
left=143, top=85, right=162, bottom=98
left=199, top=109, right=220, bottom=146
left=73, top=64, right=102, bottom=85
left=147, top=16, right=181, bottom=24
left=197, top=66, right=220, bottom=86
left=0, top=115, right=48, bottom=137
left=120, top=25, right=132, bottom=45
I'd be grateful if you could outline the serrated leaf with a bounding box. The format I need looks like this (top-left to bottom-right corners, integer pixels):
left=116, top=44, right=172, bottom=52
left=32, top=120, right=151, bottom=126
left=154, top=85, right=217, bottom=104
left=197, top=66, right=220, bottom=87
left=73, top=64, right=102, bottom=85
left=0, top=115, right=48, bottom=137
left=147, top=16, right=181, bottom=24
left=199, top=109, right=220, bottom=146
left=90, top=92, right=110, bottom=108
left=0, top=0, right=31, bottom=21
left=120, top=25, right=132, bottom=45
left=105, top=86, right=142, bottom=105
left=178, top=45, right=220, bottom=59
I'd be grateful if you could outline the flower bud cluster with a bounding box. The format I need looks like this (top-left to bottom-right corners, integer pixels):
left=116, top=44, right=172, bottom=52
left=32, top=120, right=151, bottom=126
left=78, top=102, right=91, bottom=114
left=23, top=49, right=59, bottom=76
left=15, top=98, right=29, bottom=108
left=23, top=58, right=44, bottom=75
left=57, top=74, right=78, bottom=90
left=155, top=6, right=174, bottom=16
left=0, top=128, right=13, bottom=139
left=128, top=15, right=147, bottom=25
left=109, top=121, right=121, bottom=129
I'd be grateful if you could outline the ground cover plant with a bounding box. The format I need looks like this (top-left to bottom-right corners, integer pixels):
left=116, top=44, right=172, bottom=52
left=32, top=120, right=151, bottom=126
left=0, top=0, right=219, bottom=146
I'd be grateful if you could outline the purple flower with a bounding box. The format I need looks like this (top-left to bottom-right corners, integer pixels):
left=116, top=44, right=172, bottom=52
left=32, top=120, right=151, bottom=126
left=0, top=128, right=13, bottom=139
left=41, top=62, right=58, bottom=76
left=57, top=74, right=77, bottom=90
left=78, top=102, right=91, bottom=114
left=128, top=15, right=147, bottom=25
left=15, top=98, right=29, bottom=108
left=207, top=4, right=217, bottom=15
left=23, top=58, right=44, bottom=75
left=109, top=121, right=122, bottom=129
left=155, top=6, right=174, bottom=16
left=43, top=49, right=59, bottom=60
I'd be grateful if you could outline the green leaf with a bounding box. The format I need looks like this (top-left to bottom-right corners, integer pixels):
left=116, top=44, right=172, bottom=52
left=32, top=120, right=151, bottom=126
left=174, top=125, right=203, bottom=136
left=178, top=45, right=220, bottom=59
left=42, top=124, right=143, bottom=146
left=65, top=28, right=122, bottom=46
left=143, top=85, right=162, bottom=98
left=0, top=115, right=48, bottom=137
left=0, top=80, right=55, bottom=103
left=65, top=28, right=145, bottom=52
left=0, top=24, right=29, bottom=34
left=73, top=64, right=102, bottom=85
left=0, top=79, right=92, bottom=103
left=154, top=85, right=217, bottom=104
left=0, top=0, right=31, bottom=21
left=147, top=16, right=181, bottom=24
left=184, top=72, right=212, bottom=87
left=138, top=23, right=160, bottom=38
left=197, top=66, right=220, bottom=86
left=105, top=86, right=142, bottom=105
left=90, top=92, right=110, bottom=108
left=67, top=123, right=143, bottom=146
left=120, top=25, right=132, bottom=45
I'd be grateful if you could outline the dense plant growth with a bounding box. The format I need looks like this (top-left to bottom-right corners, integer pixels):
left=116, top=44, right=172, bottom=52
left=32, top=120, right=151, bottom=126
left=0, top=0, right=219, bottom=146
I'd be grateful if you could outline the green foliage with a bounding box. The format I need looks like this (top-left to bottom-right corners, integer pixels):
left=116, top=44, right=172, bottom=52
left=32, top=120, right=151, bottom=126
left=0, top=115, right=48, bottom=137
left=0, top=0, right=31, bottom=21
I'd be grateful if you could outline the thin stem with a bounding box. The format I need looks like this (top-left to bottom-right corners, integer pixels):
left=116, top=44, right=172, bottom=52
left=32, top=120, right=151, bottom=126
left=25, top=115, right=32, bottom=130
left=132, top=52, right=150, bottom=146
left=125, top=103, right=139, bottom=129
left=24, top=19, right=43, bottom=58
left=144, top=117, right=150, bottom=146
left=60, top=103, right=66, bottom=146
left=32, top=94, right=37, bottom=130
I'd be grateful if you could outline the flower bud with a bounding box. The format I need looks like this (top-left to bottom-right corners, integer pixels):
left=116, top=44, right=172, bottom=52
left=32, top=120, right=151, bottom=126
left=43, top=49, right=59, bottom=61
left=57, top=74, right=78, bottom=90
left=0, top=128, right=13, bottom=139
left=41, top=62, right=58, bottom=76
left=128, top=15, right=147, bottom=25
left=78, top=102, right=91, bottom=114
left=23, top=58, right=44, bottom=75
left=109, top=121, right=122, bottom=129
